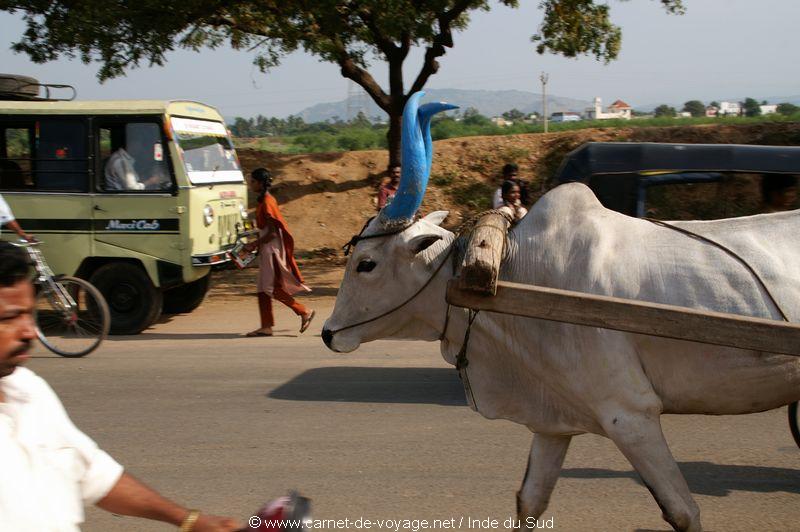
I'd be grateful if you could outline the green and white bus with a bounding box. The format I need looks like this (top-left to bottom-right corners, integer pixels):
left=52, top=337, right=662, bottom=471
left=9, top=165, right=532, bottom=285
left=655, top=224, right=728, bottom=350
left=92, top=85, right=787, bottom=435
left=0, top=93, right=248, bottom=334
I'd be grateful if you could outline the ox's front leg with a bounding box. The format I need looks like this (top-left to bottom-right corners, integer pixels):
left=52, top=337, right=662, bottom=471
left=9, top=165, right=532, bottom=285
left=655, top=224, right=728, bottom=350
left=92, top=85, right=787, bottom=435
left=601, top=409, right=701, bottom=532
left=515, top=433, right=571, bottom=531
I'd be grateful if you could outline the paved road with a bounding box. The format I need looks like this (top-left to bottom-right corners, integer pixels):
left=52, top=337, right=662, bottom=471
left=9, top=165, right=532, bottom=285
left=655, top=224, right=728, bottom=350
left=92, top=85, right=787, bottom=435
left=28, top=295, right=799, bottom=531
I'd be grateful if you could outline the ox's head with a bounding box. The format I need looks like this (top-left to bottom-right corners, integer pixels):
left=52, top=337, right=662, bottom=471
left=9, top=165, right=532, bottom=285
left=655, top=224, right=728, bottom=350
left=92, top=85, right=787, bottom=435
left=323, top=92, right=457, bottom=352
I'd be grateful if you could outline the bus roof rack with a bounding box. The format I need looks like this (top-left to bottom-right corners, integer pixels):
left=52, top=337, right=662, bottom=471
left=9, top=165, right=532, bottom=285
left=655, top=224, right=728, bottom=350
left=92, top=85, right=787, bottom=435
left=0, top=74, right=76, bottom=101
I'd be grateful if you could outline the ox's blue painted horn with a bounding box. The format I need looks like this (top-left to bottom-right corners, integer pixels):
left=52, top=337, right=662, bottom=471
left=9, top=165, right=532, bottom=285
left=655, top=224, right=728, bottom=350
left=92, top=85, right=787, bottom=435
left=419, top=101, right=458, bottom=177
left=381, top=92, right=455, bottom=226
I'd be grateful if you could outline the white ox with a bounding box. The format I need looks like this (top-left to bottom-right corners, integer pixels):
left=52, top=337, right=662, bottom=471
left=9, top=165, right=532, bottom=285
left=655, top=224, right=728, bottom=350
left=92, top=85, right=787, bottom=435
left=322, top=95, right=800, bottom=532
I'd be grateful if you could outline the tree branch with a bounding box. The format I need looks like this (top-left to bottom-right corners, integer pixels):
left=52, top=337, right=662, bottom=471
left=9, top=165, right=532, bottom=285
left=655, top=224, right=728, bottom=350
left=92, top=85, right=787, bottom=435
left=337, top=51, right=390, bottom=111
left=408, top=0, right=474, bottom=96
left=408, top=44, right=445, bottom=96
left=358, top=11, right=399, bottom=60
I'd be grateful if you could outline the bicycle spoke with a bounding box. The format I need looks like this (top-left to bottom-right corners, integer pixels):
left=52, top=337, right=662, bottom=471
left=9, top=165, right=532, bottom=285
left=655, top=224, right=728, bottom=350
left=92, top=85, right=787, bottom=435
left=73, top=322, right=96, bottom=337
left=33, top=273, right=108, bottom=357
left=74, top=320, right=102, bottom=335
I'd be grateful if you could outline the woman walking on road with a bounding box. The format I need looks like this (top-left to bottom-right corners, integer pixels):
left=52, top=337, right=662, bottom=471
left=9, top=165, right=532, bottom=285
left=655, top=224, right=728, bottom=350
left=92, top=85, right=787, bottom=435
left=245, top=168, right=315, bottom=337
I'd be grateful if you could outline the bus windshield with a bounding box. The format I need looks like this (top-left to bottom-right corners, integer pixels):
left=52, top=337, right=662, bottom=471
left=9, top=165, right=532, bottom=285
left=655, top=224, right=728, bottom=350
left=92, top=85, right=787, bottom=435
left=171, top=117, right=243, bottom=184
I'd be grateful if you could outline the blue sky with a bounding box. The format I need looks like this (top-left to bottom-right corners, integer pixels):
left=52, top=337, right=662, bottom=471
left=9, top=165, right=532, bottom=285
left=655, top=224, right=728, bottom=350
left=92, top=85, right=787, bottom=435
left=2, top=0, right=798, bottom=117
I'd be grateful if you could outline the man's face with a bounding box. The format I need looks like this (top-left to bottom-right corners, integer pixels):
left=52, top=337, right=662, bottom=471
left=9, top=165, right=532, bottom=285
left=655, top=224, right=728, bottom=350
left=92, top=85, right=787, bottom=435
left=389, top=167, right=401, bottom=184
left=0, top=281, right=36, bottom=378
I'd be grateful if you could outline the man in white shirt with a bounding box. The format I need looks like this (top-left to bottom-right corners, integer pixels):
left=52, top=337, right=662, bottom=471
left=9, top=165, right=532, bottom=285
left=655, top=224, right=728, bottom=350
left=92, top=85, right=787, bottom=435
left=104, top=128, right=170, bottom=191
left=0, top=194, right=34, bottom=241
left=0, top=242, right=242, bottom=532
left=104, top=147, right=146, bottom=191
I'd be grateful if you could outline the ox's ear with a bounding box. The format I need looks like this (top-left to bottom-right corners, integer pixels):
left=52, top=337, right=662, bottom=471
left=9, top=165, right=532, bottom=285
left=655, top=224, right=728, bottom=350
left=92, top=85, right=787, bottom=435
left=421, top=210, right=449, bottom=227
left=407, top=233, right=443, bottom=255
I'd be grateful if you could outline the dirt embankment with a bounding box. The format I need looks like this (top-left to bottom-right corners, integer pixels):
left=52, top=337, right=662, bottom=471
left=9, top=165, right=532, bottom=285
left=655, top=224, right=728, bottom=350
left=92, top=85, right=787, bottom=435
left=236, top=122, right=800, bottom=255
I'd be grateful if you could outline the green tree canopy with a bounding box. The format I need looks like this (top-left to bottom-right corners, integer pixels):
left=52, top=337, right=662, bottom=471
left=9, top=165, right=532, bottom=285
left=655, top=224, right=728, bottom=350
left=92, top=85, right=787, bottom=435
left=462, top=107, right=490, bottom=126
left=2, top=0, right=684, bottom=163
left=777, top=103, right=800, bottom=116
left=682, top=100, right=705, bottom=117
left=654, top=104, right=676, bottom=118
left=742, top=97, right=761, bottom=117
left=501, top=109, right=526, bottom=121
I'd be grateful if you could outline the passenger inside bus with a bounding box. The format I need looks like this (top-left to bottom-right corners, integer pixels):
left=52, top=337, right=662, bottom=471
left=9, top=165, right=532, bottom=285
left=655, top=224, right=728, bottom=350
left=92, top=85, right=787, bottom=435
left=104, top=124, right=170, bottom=191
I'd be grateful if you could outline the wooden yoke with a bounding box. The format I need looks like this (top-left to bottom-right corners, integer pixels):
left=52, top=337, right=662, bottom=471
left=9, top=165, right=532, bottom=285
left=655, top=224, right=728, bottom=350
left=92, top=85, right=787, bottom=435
left=458, top=212, right=511, bottom=295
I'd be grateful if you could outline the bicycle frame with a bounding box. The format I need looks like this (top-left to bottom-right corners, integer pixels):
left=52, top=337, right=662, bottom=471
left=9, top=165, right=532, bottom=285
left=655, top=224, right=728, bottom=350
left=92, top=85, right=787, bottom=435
left=25, top=245, right=79, bottom=312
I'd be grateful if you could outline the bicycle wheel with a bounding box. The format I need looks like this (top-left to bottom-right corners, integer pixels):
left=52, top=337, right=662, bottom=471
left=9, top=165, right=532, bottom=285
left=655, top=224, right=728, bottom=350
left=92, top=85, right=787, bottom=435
left=790, top=402, right=800, bottom=450
left=36, top=276, right=110, bottom=357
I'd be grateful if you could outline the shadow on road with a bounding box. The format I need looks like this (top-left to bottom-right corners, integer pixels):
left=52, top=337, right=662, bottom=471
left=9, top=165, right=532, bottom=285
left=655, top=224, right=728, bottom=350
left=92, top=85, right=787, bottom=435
left=563, top=461, right=800, bottom=496
left=268, top=366, right=467, bottom=406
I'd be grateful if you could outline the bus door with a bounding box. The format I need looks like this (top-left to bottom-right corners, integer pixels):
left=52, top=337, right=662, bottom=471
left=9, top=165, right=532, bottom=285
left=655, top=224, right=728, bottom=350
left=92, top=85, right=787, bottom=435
left=92, top=118, right=181, bottom=265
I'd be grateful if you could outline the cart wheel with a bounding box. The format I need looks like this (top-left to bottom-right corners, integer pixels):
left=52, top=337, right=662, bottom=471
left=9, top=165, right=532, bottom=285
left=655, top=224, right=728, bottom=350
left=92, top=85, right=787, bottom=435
left=789, top=402, right=800, bottom=450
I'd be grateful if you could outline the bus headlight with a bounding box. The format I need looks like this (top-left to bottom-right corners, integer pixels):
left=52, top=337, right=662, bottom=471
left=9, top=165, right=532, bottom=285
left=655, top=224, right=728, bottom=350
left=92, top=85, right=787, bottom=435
left=203, top=204, right=215, bottom=226
left=239, top=202, right=248, bottom=220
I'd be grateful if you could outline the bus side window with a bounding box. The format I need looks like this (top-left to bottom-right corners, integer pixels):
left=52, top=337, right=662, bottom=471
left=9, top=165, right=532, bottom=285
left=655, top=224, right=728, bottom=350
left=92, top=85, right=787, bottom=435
left=35, top=120, right=89, bottom=192
left=100, top=121, right=172, bottom=192
left=0, top=126, right=33, bottom=190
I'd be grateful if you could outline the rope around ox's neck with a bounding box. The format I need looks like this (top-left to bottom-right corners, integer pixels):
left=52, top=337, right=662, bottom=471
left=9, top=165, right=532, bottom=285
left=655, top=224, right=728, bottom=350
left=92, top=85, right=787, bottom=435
left=334, top=208, right=511, bottom=336
left=327, top=241, right=456, bottom=336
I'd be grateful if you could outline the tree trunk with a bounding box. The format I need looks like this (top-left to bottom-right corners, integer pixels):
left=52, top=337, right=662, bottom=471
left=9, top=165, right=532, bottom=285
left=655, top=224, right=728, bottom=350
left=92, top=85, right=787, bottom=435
left=386, top=55, right=406, bottom=168
left=387, top=110, right=402, bottom=167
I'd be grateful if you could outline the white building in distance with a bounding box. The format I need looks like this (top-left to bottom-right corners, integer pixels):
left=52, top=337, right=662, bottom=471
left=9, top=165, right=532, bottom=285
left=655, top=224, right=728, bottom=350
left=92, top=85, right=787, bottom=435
left=491, top=117, right=514, bottom=127
left=586, top=97, right=632, bottom=120
left=718, top=101, right=742, bottom=116
left=760, top=104, right=778, bottom=115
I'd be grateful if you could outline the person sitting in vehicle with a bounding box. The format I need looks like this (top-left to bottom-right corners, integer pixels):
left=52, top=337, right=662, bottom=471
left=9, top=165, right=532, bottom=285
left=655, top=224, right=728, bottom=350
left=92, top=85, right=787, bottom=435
left=104, top=128, right=167, bottom=191
left=492, top=163, right=530, bottom=209
left=497, top=180, right=528, bottom=223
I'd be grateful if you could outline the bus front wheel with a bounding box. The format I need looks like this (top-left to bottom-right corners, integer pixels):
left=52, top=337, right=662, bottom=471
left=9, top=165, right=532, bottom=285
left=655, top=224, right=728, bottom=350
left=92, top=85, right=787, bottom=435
left=90, top=263, right=162, bottom=335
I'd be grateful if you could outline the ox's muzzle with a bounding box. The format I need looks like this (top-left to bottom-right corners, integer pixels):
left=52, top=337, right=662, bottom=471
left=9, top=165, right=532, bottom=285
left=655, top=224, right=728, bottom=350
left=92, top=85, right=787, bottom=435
left=320, top=321, right=360, bottom=353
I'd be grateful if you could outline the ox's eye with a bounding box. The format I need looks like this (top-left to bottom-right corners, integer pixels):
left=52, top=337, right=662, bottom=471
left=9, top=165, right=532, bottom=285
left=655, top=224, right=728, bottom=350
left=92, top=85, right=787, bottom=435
left=357, top=259, right=377, bottom=273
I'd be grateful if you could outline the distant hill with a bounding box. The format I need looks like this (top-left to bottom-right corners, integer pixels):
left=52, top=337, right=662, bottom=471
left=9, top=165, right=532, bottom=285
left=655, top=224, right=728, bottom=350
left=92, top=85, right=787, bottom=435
left=296, top=88, right=593, bottom=123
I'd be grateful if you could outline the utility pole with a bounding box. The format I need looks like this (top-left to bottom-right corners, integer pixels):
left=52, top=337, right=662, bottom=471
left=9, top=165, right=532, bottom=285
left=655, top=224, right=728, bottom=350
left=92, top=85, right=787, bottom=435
left=346, top=80, right=368, bottom=122
left=540, top=72, right=549, bottom=133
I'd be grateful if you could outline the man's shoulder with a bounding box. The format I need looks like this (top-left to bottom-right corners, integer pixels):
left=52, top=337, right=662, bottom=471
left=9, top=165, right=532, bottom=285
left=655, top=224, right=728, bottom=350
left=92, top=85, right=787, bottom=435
left=7, top=365, right=47, bottom=384
left=107, top=148, right=132, bottom=164
left=4, top=367, right=55, bottom=399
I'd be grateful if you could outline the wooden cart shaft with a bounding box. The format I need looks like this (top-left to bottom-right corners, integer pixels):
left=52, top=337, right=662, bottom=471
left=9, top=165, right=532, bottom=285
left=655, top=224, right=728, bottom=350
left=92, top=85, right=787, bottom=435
left=446, top=279, right=800, bottom=357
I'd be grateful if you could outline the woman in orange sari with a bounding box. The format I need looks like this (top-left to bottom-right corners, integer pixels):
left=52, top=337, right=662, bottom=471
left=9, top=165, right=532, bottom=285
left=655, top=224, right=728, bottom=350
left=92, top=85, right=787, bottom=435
left=245, top=168, right=315, bottom=337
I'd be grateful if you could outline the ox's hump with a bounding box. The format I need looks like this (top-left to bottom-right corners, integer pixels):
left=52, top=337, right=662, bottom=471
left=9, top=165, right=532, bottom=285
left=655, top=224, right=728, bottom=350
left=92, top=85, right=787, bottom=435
left=530, top=182, right=606, bottom=223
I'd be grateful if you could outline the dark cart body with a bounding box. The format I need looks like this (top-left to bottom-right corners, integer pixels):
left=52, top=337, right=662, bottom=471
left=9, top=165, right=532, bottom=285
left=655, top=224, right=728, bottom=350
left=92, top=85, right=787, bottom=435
left=554, top=142, right=800, bottom=217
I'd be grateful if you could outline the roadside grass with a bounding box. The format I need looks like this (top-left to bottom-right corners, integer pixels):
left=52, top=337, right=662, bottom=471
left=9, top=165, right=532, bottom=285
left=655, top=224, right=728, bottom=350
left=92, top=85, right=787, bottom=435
left=233, top=137, right=307, bottom=153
